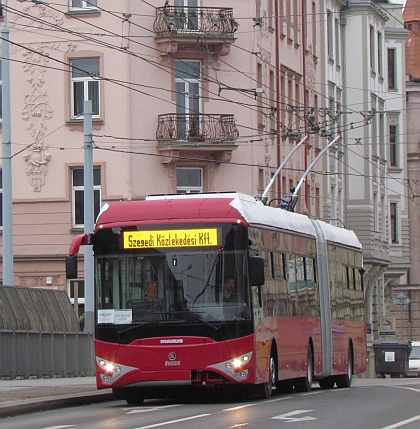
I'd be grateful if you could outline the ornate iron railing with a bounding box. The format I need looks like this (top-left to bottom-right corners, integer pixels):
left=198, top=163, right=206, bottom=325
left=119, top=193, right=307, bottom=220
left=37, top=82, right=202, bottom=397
left=154, top=7, right=238, bottom=37
left=156, top=114, right=239, bottom=144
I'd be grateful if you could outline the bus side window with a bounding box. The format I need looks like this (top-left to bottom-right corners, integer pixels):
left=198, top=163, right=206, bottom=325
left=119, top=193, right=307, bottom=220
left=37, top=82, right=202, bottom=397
left=252, top=285, right=263, bottom=328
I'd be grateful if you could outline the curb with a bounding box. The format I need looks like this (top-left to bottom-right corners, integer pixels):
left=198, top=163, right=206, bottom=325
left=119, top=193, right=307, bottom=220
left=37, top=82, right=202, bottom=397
left=0, top=391, right=115, bottom=418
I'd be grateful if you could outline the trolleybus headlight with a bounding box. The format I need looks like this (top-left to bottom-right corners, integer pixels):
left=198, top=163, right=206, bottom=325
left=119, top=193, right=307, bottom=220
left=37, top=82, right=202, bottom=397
left=105, top=363, right=115, bottom=373
left=97, top=358, right=116, bottom=374
left=225, top=352, right=252, bottom=371
left=233, top=359, right=242, bottom=369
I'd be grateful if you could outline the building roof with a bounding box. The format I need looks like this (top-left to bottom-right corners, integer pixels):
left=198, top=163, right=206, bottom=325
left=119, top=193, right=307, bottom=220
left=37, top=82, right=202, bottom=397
left=404, top=0, right=420, bottom=78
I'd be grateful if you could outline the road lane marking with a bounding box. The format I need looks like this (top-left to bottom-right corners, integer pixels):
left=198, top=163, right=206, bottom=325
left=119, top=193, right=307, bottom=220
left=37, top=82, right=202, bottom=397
left=302, top=391, right=325, bottom=396
left=392, top=386, right=420, bottom=393
left=224, top=404, right=257, bottom=411
left=224, top=395, right=293, bottom=411
left=273, top=410, right=317, bottom=423
left=125, top=404, right=182, bottom=414
left=265, top=396, right=293, bottom=403
left=42, top=426, right=76, bottom=429
left=380, top=415, right=420, bottom=429
left=132, top=413, right=210, bottom=429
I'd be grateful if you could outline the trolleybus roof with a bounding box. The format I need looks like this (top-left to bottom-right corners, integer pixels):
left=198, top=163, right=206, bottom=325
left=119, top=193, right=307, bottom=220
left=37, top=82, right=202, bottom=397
left=95, top=192, right=361, bottom=250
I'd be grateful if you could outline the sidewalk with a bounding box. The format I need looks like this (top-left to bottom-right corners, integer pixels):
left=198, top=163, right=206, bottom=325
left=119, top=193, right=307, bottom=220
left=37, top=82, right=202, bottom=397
left=0, top=377, right=114, bottom=418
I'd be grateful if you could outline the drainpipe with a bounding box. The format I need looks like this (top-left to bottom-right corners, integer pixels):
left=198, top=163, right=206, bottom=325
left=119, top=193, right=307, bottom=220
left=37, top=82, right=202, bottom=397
left=301, top=0, right=309, bottom=211
left=275, top=1, right=281, bottom=198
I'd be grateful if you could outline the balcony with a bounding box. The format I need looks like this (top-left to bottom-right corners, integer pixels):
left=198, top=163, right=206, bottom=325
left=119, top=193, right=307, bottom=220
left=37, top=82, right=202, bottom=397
left=153, top=6, right=237, bottom=57
left=156, top=113, right=239, bottom=163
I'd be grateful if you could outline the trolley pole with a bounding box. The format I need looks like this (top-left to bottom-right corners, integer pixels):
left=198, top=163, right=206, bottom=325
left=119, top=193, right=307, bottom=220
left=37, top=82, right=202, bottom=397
left=2, top=4, right=14, bottom=286
left=84, top=100, right=94, bottom=333
left=258, top=135, right=308, bottom=203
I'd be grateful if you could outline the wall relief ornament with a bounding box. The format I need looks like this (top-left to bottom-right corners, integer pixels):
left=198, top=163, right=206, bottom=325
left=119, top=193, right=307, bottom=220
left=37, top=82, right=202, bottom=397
left=8, top=4, right=64, bottom=29
left=21, top=43, right=55, bottom=191
left=24, top=142, right=51, bottom=192
left=8, top=4, right=66, bottom=191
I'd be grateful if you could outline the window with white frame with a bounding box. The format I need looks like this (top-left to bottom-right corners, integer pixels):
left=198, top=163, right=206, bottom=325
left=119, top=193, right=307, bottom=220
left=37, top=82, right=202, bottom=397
left=370, top=26, right=375, bottom=72
left=70, top=0, right=98, bottom=10
left=388, top=48, right=396, bottom=90
left=72, top=167, right=101, bottom=228
left=175, top=60, right=201, bottom=140
left=68, top=279, right=85, bottom=325
left=377, top=32, right=383, bottom=77
left=390, top=202, right=398, bottom=243
left=70, top=58, right=100, bottom=119
left=389, top=124, right=398, bottom=167
left=327, top=10, right=333, bottom=61
left=174, top=0, right=199, bottom=31
left=0, top=170, right=2, bottom=228
left=176, top=167, right=203, bottom=193
left=0, top=61, right=2, bottom=120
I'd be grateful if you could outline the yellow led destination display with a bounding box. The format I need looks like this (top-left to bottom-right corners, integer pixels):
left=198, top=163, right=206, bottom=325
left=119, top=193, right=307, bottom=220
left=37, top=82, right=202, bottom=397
left=124, top=228, right=219, bottom=249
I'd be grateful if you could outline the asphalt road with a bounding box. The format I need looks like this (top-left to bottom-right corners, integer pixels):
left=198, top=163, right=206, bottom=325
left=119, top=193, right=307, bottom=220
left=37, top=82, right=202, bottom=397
left=2, top=378, right=420, bottom=429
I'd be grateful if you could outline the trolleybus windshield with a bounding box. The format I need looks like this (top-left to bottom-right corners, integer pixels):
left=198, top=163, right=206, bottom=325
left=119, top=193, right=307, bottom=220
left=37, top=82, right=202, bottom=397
left=93, top=223, right=252, bottom=334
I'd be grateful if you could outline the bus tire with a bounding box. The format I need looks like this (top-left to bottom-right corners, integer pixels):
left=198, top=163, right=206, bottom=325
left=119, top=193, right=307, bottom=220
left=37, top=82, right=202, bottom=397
left=113, top=387, right=145, bottom=405
left=276, top=379, right=294, bottom=393
left=255, top=355, right=276, bottom=399
left=336, top=348, right=353, bottom=388
left=319, top=377, right=335, bottom=389
left=294, top=345, right=313, bottom=393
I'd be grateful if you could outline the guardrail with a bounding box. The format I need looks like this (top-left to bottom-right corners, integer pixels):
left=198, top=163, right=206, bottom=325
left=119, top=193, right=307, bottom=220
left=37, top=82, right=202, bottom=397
left=0, top=330, right=94, bottom=379
left=156, top=113, right=239, bottom=144
left=154, top=6, right=238, bottom=36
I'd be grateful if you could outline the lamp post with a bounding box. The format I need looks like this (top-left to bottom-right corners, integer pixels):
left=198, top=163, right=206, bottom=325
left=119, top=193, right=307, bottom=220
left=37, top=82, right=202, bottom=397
left=2, top=0, right=14, bottom=285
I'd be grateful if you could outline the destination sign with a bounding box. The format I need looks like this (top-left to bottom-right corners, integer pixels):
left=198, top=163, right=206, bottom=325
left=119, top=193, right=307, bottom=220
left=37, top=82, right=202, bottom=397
left=123, top=228, right=219, bottom=249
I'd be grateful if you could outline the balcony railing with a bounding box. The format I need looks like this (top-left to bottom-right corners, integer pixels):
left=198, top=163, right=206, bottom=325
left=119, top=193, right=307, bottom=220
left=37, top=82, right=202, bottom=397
left=154, top=6, right=238, bottom=37
left=156, top=114, right=239, bottom=144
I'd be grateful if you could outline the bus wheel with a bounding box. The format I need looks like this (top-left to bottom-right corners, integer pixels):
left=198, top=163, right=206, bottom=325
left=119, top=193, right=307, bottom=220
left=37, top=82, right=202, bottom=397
left=319, top=377, right=335, bottom=389
left=113, top=387, right=145, bottom=405
left=336, top=349, right=352, bottom=388
left=276, top=379, right=294, bottom=393
left=294, top=345, right=313, bottom=393
left=255, top=355, right=276, bottom=399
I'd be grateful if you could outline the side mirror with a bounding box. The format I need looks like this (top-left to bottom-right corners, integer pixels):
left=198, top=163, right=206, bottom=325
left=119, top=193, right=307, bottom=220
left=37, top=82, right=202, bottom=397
left=249, top=255, right=265, bottom=286
left=66, top=255, right=78, bottom=279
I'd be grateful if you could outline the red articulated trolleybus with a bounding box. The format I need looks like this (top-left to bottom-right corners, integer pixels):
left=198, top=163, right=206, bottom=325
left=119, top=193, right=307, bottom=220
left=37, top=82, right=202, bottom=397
left=66, top=192, right=367, bottom=403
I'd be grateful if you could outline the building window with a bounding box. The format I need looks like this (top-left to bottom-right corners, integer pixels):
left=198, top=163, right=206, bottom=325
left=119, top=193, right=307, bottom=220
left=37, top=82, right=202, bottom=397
left=0, top=170, right=2, bottom=228
left=377, top=32, right=383, bottom=77
left=70, top=58, right=100, bottom=119
left=257, top=62, right=263, bottom=130
left=0, top=61, right=2, bottom=121
left=389, top=125, right=398, bottom=167
left=72, top=167, right=101, bottom=228
left=175, top=60, right=200, bottom=140
left=390, top=202, right=398, bottom=243
left=370, top=26, right=375, bottom=72
left=388, top=48, right=396, bottom=90
left=174, top=0, right=199, bottom=31
left=70, top=0, right=98, bottom=9
left=68, top=279, right=85, bottom=327
left=176, top=167, right=203, bottom=194
left=335, top=17, right=340, bottom=66
left=267, top=0, right=273, bottom=30
left=327, top=10, right=333, bottom=60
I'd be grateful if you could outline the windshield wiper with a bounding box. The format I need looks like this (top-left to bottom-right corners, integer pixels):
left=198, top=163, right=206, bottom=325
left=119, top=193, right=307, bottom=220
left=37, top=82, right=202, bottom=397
left=187, top=311, right=220, bottom=331
left=117, top=321, right=159, bottom=337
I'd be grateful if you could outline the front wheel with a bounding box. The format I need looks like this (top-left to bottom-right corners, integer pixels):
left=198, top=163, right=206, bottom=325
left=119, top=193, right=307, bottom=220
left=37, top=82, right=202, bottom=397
left=294, top=345, right=313, bottom=393
left=113, top=387, right=145, bottom=405
left=255, top=355, right=276, bottom=399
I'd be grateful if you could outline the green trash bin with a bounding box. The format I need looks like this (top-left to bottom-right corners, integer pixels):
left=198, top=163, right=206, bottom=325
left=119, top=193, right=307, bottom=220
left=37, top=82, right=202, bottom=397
left=373, top=340, right=412, bottom=378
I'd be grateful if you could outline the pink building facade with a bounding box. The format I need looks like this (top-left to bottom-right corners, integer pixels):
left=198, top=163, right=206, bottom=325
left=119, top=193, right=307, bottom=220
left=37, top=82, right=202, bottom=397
left=0, top=1, right=322, bottom=318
